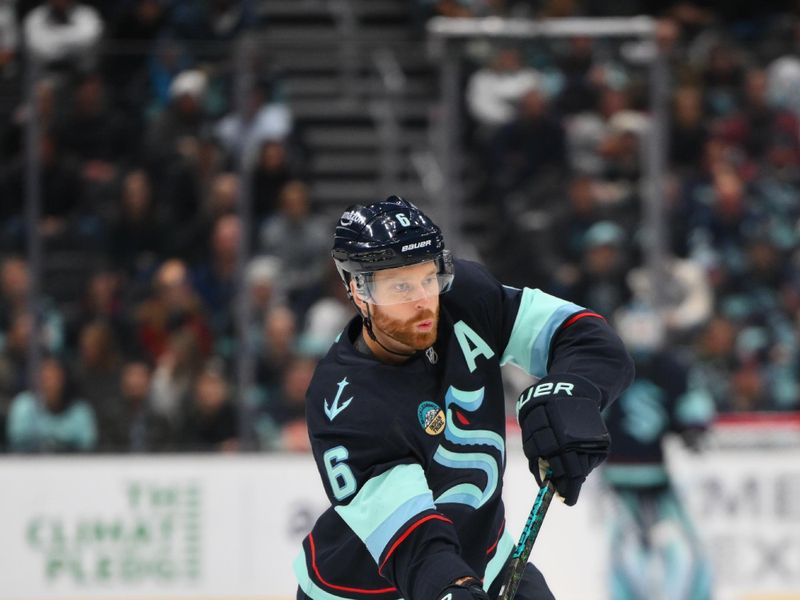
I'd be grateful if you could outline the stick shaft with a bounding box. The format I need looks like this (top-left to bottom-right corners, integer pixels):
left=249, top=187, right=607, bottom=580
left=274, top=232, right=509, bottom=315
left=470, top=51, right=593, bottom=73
left=496, top=482, right=555, bottom=600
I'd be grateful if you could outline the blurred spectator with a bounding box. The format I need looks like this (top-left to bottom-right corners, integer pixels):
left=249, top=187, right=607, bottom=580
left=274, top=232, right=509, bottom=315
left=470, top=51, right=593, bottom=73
left=700, top=40, right=745, bottom=118
left=0, top=257, right=64, bottom=353
left=144, top=68, right=208, bottom=182
left=150, top=327, right=204, bottom=427
left=55, top=71, right=134, bottom=200
left=423, top=0, right=509, bottom=18
left=566, top=87, right=631, bottom=176
left=103, top=0, right=167, bottom=114
left=73, top=320, right=123, bottom=450
left=256, top=355, right=314, bottom=452
left=67, top=270, right=134, bottom=357
left=0, top=130, right=81, bottom=249
left=593, top=110, right=648, bottom=219
left=254, top=304, right=297, bottom=398
left=245, top=255, right=285, bottom=320
left=258, top=181, right=329, bottom=322
left=466, top=47, right=541, bottom=134
left=687, top=165, right=755, bottom=288
left=690, top=316, right=737, bottom=412
left=2, top=76, right=57, bottom=159
left=717, top=67, right=800, bottom=162
left=300, top=266, right=352, bottom=356
left=118, top=359, right=173, bottom=451
left=179, top=359, right=238, bottom=451
left=0, top=311, right=34, bottom=448
left=562, top=221, right=631, bottom=318
left=555, top=36, right=600, bottom=115
left=6, top=356, right=97, bottom=452
left=767, top=53, right=800, bottom=114
left=214, top=79, right=292, bottom=169
left=550, top=174, right=602, bottom=268
left=134, top=258, right=213, bottom=364
left=603, top=304, right=714, bottom=600
left=489, top=87, right=566, bottom=197
left=191, top=214, right=241, bottom=344
left=108, top=168, right=165, bottom=278
left=627, top=256, right=713, bottom=340
left=251, top=140, right=295, bottom=228
left=670, top=85, right=709, bottom=172
left=0, top=0, right=18, bottom=79
left=169, top=0, right=255, bottom=48
left=23, top=0, right=103, bottom=74
left=147, top=36, right=194, bottom=114
left=173, top=170, right=238, bottom=263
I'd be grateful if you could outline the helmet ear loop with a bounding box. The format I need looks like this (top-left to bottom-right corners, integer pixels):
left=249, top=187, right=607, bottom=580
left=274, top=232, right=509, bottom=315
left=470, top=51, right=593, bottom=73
left=347, top=275, right=375, bottom=337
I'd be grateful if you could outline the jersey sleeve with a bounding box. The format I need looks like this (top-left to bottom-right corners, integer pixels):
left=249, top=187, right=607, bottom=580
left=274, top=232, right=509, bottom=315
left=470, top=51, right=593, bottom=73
left=307, top=376, right=478, bottom=599
left=449, top=260, right=633, bottom=410
left=543, top=311, right=635, bottom=410
left=447, top=260, right=585, bottom=374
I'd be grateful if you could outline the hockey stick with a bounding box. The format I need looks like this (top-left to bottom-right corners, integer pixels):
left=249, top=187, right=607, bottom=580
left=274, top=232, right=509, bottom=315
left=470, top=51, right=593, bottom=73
left=496, top=479, right=556, bottom=600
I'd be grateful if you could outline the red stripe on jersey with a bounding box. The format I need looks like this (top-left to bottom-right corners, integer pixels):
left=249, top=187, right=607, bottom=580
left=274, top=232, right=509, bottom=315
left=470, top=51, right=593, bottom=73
left=309, top=532, right=397, bottom=594
left=455, top=410, right=470, bottom=426
left=485, top=519, right=505, bottom=555
left=561, top=311, right=604, bottom=330
left=378, top=514, right=453, bottom=574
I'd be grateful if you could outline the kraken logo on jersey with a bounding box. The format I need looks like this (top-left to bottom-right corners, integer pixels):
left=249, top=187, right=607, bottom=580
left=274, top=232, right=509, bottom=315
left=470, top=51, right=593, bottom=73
left=418, top=401, right=446, bottom=435
left=433, top=385, right=505, bottom=509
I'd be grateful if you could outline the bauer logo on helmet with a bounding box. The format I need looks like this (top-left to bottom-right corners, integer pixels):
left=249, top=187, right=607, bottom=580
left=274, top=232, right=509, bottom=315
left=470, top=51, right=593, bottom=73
left=401, top=239, right=432, bottom=253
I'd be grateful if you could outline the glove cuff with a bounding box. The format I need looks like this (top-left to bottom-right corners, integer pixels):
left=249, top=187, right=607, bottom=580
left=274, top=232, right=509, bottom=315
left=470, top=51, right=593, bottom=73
left=437, top=577, right=487, bottom=600
left=413, top=552, right=479, bottom=600
left=516, top=373, right=602, bottom=421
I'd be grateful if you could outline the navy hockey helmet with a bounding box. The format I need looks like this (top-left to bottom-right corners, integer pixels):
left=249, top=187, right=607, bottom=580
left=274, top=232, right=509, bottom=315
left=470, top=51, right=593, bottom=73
left=332, top=196, right=454, bottom=305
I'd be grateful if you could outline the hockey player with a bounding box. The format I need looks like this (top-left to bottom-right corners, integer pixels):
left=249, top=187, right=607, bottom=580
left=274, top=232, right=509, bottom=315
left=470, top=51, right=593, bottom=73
left=602, top=307, right=714, bottom=599
left=294, top=197, right=634, bottom=600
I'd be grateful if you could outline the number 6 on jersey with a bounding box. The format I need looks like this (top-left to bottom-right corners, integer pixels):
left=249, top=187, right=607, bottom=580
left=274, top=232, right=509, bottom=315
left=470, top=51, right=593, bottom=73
left=323, top=446, right=356, bottom=501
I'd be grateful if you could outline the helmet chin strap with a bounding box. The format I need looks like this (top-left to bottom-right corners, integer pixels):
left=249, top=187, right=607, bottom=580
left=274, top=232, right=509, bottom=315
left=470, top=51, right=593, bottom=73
left=363, top=304, right=416, bottom=358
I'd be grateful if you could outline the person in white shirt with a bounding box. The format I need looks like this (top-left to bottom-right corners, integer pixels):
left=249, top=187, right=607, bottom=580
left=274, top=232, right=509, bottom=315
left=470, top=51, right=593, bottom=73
left=466, top=47, right=541, bottom=133
left=23, top=0, right=102, bottom=72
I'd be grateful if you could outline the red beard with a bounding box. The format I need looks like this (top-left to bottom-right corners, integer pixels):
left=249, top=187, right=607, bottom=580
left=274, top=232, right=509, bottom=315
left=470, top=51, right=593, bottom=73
left=372, top=305, right=439, bottom=350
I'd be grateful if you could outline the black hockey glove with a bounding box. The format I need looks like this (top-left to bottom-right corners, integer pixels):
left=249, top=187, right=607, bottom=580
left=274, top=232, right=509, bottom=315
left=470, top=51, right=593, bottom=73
left=517, top=373, right=610, bottom=506
left=436, top=578, right=489, bottom=600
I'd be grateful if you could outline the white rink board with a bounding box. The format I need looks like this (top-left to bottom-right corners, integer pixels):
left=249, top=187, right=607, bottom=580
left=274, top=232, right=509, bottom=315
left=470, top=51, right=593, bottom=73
left=0, top=449, right=799, bottom=600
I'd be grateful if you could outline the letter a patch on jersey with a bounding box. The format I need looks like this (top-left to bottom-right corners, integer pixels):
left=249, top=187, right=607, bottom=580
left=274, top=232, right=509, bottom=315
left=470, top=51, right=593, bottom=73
left=453, top=320, right=495, bottom=373
left=324, top=377, right=353, bottom=422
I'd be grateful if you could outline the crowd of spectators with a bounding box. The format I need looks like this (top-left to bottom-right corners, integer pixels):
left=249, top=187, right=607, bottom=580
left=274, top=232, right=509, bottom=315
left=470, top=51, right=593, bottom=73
left=453, top=1, right=800, bottom=414
left=0, top=0, right=798, bottom=454
left=0, top=0, right=345, bottom=454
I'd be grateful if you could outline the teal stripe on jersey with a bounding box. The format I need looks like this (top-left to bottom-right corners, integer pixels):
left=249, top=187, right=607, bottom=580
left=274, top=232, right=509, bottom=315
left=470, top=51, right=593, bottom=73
left=433, top=446, right=498, bottom=508
left=364, top=493, right=435, bottom=562
left=444, top=385, right=485, bottom=411
left=501, top=288, right=583, bottom=378
left=603, top=464, right=670, bottom=487
left=335, top=463, right=435, bottom=562
left=293, top=548, right=401, bottom=600
left=434, top=483, right=484, bottom=508
left=483, top=530, right=516, bottom=591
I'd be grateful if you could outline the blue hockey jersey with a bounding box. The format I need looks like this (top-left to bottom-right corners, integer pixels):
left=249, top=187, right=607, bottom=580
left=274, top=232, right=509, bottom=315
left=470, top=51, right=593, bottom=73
left=294, top=259, right=633, bottom=600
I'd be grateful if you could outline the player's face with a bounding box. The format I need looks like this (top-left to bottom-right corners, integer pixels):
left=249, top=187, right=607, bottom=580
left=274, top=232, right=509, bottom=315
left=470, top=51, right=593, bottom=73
left=364, top=261, right=441, bottom=351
